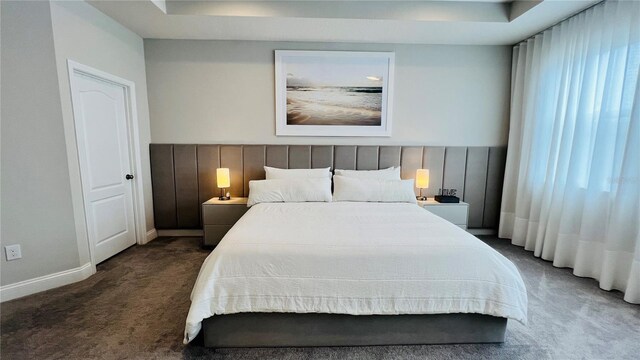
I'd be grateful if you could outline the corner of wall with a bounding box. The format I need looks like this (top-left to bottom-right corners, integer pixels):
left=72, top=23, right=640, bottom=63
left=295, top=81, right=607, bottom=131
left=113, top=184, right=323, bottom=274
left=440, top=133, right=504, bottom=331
left=1, top=0, right=82, bottom=288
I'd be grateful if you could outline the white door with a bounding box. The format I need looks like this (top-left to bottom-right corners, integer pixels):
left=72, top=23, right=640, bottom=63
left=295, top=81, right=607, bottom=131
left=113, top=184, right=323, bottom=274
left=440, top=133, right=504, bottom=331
left=70, top=72, right=137, bottom=264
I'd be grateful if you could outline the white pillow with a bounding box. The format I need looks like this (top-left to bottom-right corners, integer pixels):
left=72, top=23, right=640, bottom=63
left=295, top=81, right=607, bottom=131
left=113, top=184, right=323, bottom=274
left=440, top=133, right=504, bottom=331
left=334, top=167, right=401, bottom=180
left=248, top=178, right=332, bottom=206
left=332, top=175, right=417, bottom=203
left=264, top=166, right=331, bottom=180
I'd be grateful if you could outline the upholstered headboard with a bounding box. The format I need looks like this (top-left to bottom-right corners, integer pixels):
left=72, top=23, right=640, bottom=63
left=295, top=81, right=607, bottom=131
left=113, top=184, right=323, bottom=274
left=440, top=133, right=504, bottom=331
left=150, top=144, right=506, bottom=230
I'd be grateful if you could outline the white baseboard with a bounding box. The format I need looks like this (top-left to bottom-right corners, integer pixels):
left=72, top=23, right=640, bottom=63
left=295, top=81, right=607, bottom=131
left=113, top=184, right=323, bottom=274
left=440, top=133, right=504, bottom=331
left=0, top=262, right=94, bottom=303
left=468, top=228, right=497, bottom=236
left=145, top=228, right=158, bottom=243
left=156, top=229, right=204, bottom=237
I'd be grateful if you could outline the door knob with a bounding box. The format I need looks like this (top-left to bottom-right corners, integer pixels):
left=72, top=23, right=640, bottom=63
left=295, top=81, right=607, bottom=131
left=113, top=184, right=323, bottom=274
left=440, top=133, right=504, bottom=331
left=125, top=174, right=134, bottom=180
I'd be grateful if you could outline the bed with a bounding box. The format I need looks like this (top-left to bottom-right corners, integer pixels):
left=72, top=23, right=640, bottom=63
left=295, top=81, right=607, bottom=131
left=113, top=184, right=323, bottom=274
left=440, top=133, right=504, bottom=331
left=184, top=202, right=528, bottom=347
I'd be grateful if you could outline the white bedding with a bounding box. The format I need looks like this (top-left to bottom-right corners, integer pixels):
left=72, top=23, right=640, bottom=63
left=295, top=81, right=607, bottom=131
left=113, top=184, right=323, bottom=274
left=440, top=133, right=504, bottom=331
left=184, top=202, right=528, bottom=343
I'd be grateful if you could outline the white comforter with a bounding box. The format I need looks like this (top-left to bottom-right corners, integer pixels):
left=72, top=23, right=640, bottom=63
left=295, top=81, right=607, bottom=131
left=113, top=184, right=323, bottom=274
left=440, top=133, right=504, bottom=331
left=184, top=202, right=528, bottom=343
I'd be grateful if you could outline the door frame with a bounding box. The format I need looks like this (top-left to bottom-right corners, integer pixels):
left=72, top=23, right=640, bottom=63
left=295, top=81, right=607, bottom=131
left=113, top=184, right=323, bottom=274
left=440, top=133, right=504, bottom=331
left=67, top=60, right=147, bottom=268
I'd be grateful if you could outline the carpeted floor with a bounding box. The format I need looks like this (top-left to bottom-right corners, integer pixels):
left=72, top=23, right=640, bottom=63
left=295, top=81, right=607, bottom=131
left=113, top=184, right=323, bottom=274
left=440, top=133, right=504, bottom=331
left=1, top=236, right=639, bottom=359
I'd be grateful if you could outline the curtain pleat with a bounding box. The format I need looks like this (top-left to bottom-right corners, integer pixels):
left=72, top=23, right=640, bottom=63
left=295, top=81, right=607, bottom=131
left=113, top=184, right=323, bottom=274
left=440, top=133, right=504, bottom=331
left=500, top=0, right=640, bottom=303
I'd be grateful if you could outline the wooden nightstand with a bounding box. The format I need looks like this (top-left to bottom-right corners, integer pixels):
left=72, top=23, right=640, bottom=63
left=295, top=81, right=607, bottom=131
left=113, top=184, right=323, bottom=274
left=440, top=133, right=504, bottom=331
left=418, top=199, right=469, bottom=230
left=202, top=197, right=249, bottom=247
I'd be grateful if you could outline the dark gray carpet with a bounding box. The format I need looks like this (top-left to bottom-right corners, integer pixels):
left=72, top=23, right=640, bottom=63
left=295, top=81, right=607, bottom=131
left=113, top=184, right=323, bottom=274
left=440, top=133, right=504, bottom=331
left=2, top=236, right=639, bottom=359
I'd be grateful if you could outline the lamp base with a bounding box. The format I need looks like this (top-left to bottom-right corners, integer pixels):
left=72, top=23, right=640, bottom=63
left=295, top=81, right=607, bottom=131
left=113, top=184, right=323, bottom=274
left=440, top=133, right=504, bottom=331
left=416, top=196, right=428, bottom=201
left=219, top=189, right=231, bottom=201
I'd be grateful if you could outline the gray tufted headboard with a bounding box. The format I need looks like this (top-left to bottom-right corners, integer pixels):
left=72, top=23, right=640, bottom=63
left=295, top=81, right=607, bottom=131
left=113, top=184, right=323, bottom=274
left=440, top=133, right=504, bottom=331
left=150, top=144, right=506, bottom=230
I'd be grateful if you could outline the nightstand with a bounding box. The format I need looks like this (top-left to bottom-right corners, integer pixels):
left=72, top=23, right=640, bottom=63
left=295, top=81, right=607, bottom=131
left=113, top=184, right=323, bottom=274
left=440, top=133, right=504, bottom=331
left=418, top=199, right=469, bottom=230
left=202, top=197, right=249, bottom=247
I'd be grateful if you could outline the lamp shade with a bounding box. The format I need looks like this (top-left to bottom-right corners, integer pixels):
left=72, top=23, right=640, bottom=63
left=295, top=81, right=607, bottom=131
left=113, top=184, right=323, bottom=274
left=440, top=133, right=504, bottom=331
left=415, top=169, right=430, bottom=189
left=216, top=168, right=230, bottom=188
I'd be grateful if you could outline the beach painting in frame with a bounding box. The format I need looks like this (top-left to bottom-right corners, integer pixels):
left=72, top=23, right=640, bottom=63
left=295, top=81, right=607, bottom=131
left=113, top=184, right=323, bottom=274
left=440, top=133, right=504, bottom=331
left=275, top=51, right=394, bottom=136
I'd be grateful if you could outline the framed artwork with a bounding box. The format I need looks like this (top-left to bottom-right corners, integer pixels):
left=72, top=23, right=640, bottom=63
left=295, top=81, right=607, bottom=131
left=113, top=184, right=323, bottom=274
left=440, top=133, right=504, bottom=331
left=275, top=50, right=395, bottom=137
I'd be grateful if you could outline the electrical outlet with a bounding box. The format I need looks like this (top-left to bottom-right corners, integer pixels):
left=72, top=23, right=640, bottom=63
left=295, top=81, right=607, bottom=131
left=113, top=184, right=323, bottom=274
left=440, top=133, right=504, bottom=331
left=5, top=245, right=22, bottom=261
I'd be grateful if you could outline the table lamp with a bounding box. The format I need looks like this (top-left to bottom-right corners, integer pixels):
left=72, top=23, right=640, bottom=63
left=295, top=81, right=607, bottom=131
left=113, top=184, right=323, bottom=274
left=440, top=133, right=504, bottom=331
left=415, top=169, right=430, bottom=201
left=216, top=168, right=231, bottom=200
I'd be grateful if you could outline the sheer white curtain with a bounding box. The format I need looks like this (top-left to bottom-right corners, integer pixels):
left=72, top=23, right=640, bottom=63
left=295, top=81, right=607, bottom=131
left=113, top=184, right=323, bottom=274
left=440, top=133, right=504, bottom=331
left=500, top=0, right=640, bottom=303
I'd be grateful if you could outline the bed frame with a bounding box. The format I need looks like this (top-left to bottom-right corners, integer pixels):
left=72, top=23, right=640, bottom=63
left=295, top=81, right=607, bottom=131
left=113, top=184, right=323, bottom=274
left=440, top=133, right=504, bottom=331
left=164, top=145, right=510, bottom=348
left=202, top=312, right=507, bottom=348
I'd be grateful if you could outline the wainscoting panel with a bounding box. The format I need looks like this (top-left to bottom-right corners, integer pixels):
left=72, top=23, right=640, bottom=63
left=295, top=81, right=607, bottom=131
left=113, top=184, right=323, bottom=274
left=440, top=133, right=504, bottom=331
left=173, top=145, right=200, bottom=228
left=220, top=145, right=243, bottom=198
left=422, top=147, right=445, bottom=198
left=356, top=146, right=379, bottom=170
left=150, top=144, right=507, bottom=230
left=150, top=144, right=177, bottom=229
left=197, top=145, right=220, bottom=212
left=483, top=147, right=507, bottom=229
left=334, top=146, right=357, bottom=170
left=464, top=147, right=489, bottom=228
left=243, top=145, right=266, bottom=196
left=289, top=145, right=312, bottom=169
left=443, top=147, right=468, bottom=200
left=378, top=146, right=402, bottom=169
left=266, top=145, right=288, bottom=169
left=400, top=147, right=423, bottom=196
left=311, top=146, right=333, bottom=169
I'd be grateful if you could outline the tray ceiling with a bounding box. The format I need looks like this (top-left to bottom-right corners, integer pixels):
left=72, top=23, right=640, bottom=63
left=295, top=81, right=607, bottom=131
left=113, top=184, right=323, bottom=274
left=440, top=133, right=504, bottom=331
left=88, top=0, right=600, bottom=45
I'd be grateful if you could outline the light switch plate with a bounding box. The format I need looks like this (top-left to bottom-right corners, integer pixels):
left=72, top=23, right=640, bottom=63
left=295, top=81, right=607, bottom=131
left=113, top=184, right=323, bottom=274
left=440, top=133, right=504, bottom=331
left=5, top=245, right=22, bottom=261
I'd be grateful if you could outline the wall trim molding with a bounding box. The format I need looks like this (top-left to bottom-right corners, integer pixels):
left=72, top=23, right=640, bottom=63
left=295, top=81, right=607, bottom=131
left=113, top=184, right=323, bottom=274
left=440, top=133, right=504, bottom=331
left=157, top=229, right=204, bottom=237
left=145, top=228, right=158, bottom=243
left=0, top=262, right=94, bottom=303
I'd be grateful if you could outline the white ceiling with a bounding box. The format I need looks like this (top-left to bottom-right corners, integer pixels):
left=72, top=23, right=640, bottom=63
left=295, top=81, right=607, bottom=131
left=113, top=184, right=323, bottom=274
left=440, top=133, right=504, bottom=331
left=88, top=0, right=600, bottom=45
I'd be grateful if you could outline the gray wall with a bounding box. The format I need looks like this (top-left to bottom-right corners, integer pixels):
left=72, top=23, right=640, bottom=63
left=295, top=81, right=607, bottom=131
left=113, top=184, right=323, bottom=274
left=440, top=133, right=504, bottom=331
left=1, top=0, right=153, bottom=288
left=144, top=40, right=511, bottom=146
left=50, top=0, right=155, bottom=240
left=1, top=0, right=80, bottom=286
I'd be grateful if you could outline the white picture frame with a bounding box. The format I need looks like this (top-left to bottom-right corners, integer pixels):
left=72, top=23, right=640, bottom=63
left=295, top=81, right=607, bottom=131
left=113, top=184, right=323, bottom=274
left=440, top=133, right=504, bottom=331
left=275, top=50, right=395, bottom=137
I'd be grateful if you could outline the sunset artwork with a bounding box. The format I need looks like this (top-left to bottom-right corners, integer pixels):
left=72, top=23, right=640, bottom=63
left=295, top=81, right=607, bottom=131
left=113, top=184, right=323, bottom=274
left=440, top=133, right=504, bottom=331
left=285, top=57, right=385, bottom=126
left=275, top=51, right=394, bottom=137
